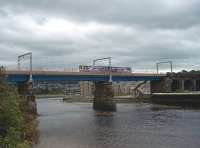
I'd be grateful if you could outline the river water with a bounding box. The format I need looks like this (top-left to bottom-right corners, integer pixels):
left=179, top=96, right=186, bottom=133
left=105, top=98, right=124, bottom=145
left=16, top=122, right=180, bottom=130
left=35, top=98, right=200, bottom=148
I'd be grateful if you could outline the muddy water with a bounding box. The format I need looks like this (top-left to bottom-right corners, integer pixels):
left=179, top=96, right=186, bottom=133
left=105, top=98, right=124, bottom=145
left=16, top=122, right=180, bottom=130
left=35, top=98, right=200, bottom=148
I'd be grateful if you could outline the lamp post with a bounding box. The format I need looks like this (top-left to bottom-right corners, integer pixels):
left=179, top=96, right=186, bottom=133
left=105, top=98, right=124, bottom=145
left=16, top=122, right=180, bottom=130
left=93, top=57, right=112, bottom=82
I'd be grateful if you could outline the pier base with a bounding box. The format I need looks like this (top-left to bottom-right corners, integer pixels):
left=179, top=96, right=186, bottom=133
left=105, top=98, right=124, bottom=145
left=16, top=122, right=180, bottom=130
left=93, top=81, right=116, bottom=111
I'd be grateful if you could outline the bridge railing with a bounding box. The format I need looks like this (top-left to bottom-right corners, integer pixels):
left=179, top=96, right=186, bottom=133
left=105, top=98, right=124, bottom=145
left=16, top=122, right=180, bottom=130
left=5, top=67, right=80, bottom=72
left=4, top=66, right=168, bottom=75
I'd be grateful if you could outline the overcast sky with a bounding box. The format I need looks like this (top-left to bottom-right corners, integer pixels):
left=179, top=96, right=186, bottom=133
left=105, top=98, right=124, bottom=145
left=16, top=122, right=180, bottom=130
left=0, top=0, right=200, bottom=72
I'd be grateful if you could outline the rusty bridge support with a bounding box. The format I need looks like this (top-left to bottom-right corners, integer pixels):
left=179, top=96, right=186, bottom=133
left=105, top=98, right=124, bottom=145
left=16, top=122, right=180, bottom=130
left=93, top=81, right=116, bottom=111
left=18, top=81, right=37, bottom=116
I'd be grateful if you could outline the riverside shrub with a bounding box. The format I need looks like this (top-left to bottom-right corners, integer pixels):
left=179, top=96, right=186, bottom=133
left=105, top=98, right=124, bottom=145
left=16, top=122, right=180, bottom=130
left=0, top=67, right=38, bottom=148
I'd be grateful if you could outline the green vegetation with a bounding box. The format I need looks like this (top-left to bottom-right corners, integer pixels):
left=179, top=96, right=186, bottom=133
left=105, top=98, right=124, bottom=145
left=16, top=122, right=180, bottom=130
left=179, top=70, right=200, bottom=74
left=0, top=67, right=38, bottom=148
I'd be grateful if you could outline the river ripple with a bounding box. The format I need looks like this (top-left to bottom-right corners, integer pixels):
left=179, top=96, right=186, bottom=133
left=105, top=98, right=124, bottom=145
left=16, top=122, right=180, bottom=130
left=35, top=98, right=200, bottom=148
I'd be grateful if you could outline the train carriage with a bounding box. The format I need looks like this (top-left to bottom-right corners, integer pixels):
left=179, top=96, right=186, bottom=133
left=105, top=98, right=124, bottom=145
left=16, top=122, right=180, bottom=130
left=79, top=65, right=132, bottom=73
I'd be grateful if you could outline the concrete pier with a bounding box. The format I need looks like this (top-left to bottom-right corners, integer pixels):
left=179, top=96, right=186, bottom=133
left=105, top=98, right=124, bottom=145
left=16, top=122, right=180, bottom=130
left=93, top=81, right=116, bottom=111
left=192, top=80, right=197, bottom=91
left=180, top=79, right=185, bottom=91
left=18, top=81, right=37, bottom=116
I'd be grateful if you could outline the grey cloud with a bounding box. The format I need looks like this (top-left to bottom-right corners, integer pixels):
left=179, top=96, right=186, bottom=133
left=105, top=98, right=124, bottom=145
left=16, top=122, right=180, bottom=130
left=1, top=0, right=200, bottom=29
left=0, top=0, right=200, bottom=71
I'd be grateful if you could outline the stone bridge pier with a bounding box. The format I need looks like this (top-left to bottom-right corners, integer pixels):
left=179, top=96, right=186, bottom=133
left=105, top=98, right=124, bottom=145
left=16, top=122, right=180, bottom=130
left=18, top=81, right=37, bottom=116
left=150, top=75, right=200, bottom=93
left=93, top=81, right=116, bottom=111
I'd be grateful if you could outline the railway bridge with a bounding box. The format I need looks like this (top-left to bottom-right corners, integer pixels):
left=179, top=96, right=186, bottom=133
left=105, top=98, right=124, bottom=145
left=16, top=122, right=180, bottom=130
left=5, top=70, right=166, bottom=111
left=4, top=69, right=200, bottom=111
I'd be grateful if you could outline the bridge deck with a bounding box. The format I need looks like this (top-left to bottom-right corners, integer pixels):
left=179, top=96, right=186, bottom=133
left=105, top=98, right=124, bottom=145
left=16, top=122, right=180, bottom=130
left=5, top=70, right=166, bottom=83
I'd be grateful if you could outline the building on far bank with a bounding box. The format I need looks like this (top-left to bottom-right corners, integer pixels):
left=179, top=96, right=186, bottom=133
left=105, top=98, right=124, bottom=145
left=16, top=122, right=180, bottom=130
left=80, top=81, right=94, bottom=97
left=112, top=82, right=136, bottom=96
left=79, top=81, right=149, bottom=97
left=33, top=80, right=150, bottom=97
left=33, top=81, right=80, bottom=95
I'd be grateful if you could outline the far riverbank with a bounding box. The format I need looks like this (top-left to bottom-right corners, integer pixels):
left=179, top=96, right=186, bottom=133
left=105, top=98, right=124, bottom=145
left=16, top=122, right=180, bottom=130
left=36, top=94, right=200, bottom=107
left=36, top=94, right=152, bottom=103
left=36, top=94, right=65, bottom=98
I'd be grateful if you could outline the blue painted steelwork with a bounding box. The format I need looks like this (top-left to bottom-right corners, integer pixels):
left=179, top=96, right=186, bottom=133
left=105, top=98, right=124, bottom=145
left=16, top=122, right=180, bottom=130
left=5, top=74, right=29, bottom=82
left=5, top=74, right=162, bottom=83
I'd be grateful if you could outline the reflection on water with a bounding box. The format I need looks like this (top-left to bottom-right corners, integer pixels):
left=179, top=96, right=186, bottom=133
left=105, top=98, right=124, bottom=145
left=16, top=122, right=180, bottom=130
left=35, top=98, right=200, bottom=148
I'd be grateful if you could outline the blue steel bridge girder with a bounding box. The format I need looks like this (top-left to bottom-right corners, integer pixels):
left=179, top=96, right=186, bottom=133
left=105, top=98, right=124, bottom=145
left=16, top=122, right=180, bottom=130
left=5, top=74, right=162, bottom=83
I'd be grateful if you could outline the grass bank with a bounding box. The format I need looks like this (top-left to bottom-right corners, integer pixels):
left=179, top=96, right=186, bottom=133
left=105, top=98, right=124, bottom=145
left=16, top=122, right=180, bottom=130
left=0, top=68, right=39, bottom=148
